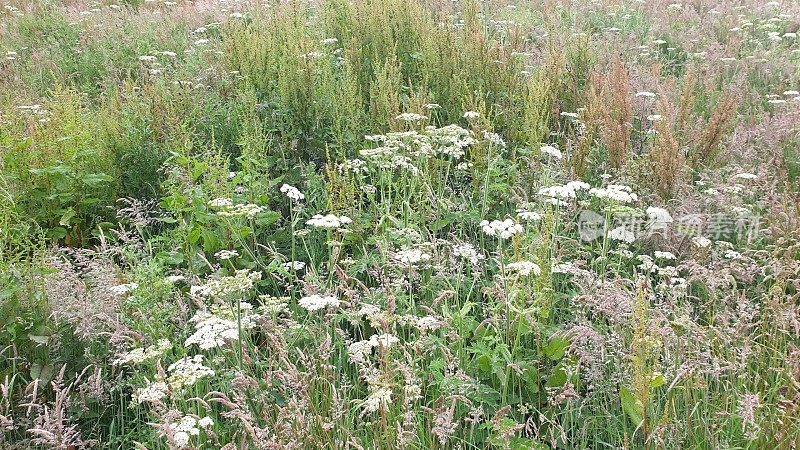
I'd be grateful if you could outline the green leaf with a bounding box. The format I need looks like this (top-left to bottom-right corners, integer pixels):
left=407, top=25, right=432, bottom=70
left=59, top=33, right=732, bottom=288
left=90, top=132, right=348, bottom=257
left=649, top=372, right=665, bottom=389
left=59, top=208, right=76, bottom=227
left=545, top=367, right=567, bottom=387
left=28, top=334, right=50, bottom=346
left=544, top=336, right=570, bottom=361
left=47, top=227, right=68, bottom=240
left=620, top=386, right=644, bottom=425
left=30, top=363, right=56, bottom=385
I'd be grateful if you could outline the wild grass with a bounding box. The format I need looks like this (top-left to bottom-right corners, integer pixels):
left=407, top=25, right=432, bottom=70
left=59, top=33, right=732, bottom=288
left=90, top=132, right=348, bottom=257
left=1, top=0, right=799, bottom=449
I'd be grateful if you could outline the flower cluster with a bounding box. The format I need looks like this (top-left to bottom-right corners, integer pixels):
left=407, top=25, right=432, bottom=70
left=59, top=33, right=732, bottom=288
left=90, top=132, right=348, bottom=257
left=347, top=333, right=401, bottom=365
left=190, top=269, right=262, bottom=299
left=115, top=339, right=172, bottom=365
left=167, top=355, right=215, bottom=389
left=306, top=214, right=352, bottom=229
left=280, top=183, right=305, bottom=201
left=452, top=243, right=483, bottom=265
left=393, top=249, right=432, bottom=265
left=505, top=261, right=542, bottom=276
left=298, top=294, right=340, bottom=312
left=480, top=219, right=524, bottom=239
left=184, top=302, right=258, bottom=350
left=589, top=185, right=638, bottom=204
left=208, top=198, right=265, bottom=218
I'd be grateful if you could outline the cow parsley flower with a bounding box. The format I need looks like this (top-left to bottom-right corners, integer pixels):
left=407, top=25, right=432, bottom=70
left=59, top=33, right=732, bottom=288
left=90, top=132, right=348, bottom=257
left=184, top=303, right=257, bottom=350
left=214, top=249, right=238, bottom=260
left=306, top=214, right=352, bottom=229
left=480, top=219, right=523, bottom=239
left=167, top=355, right=215, bottom=389
left=540, top=145, right=563, bottom=159
left=517, top=210, right=542, bottom=221
left=506, top=261, right=542, bottom=276
left=692, top=236, right=712, bottom=248
left=298, top=294, right=340, bottom=312
left=452, top=243, right=483, bottom=265
left=115, top=339, right=172, bottom=365
left=135, top=380, right=169, bottom=404
left=396, top=112, right=428, bottom=122
left=361, top=387, right=392, bottom=415
left=609, top=226, right=636, bottom=243
left=463, top=111, right=480, bottom=120
left=483, top=131, right=506, bottom=147
left=198, top=416, right=214, bottom=429
left=393, top=249, right=431, bottom=265
left=654, top=251, right=676, bottom=260
left=589, top=185, right=638, bottom=203
left=280, top=184, right=305, bottom=201
left=282, top=261, right=306, bottom=271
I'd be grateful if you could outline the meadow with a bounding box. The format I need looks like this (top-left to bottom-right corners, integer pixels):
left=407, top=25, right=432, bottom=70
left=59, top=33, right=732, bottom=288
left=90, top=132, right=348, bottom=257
left=0, top=0, right=799, bottom=448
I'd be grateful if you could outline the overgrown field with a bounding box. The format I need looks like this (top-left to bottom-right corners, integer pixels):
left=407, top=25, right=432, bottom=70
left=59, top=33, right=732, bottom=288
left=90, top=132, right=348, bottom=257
left=1, top=0, right=799, bottom=448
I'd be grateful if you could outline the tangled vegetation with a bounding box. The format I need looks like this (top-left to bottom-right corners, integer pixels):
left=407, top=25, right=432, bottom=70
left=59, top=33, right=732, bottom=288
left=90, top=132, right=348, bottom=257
left=1, top=0, right=799, bottom=449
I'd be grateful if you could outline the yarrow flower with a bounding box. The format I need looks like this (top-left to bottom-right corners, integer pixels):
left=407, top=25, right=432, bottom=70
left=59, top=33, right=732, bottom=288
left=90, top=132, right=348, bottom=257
left=184, top=302, right=258, bottom=350
left=609, top=226, right=636, bottom=243
left=167, top=355, right=215, bottom=389
left=452, top=243, right=483, bottom=265
left=540, top=145, right=563, bottom=159
left=589, top=184, right=638, bottom=204
left=306, top=214, right=352, bottom=229
left=298, top=294, right=340, bottom=312
left=692, top=236, right=712, bottom=248
left=393, top=249, right=432, bottom=265
left=214, top=249, right=239, bottom=260
left=114, top=339, right=172, bottom=365
left=396, top=112, right=428, bottom=122
left=463, top=111, right=480, bottom=120
left=280, top=184, right=305, bottom=201
left=506, top=261, right=542, bottom=276
left=480, top=218, right=523, bottom=239
left=135, top=380, right=169, bottom=404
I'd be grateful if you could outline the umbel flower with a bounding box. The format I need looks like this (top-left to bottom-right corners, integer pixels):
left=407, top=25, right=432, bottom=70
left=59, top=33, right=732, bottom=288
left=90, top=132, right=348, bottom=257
left=480, top=218, right=523, bottom=239
left=280, top=183, right=305, bottom=201
left=506, top=261, right=542, bottom=276
left=306, top=214, right=352, bottom=229
left=298, top=294, right=340, bottom=312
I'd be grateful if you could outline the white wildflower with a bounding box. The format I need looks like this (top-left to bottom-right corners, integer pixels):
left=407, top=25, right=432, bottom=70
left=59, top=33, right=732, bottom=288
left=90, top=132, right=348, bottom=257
left=692, top=236, right=712, bottom=248
left=167, top=355, right=215, bottom=389
left=280, top=184, right=305, bottom=201
left=306, top=214, right=352, bottom=229
left=654, top=251, right=676, bottom=260
left=506, top=261, right=542, bottom=276
left=540, top=145, right=562, bottom=159
left=214, top=249, right=238, bottom=260
left=609, top=226, right=636, bottom=243
left=135, top=381, right=169, bottom=404
left=480, top=218, right=524, bottom=239
left=452, top=243, right=483, bottom=265
left=298, top=294, right=340, bottom=312
left=394, top=249, right=432, bottom=265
